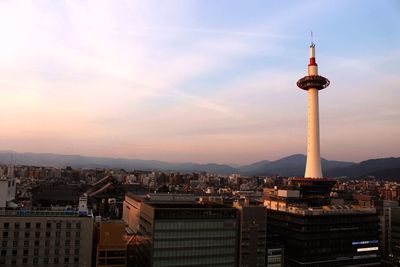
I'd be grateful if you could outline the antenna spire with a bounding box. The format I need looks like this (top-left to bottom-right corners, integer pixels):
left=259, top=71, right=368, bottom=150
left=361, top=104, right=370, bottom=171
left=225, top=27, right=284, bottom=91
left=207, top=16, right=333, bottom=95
left=311, top=31, right=315, bottom=45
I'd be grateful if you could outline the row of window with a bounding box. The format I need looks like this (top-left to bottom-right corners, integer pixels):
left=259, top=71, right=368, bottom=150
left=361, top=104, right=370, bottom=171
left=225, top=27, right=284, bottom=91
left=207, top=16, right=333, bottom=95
left=2, top=222, right=81, bottom=230
left=153, top=247, right=235, bottom=258
left=0, top=256, right=80, bottom=265
left=1, top=239, right=80, bottom=248
left=153, top=256, right=235, bottom=267
left=2, top=230, right=80, bottom=238
left=1, top=247, right=80, bottom=256
left=154, top=238, right=236, bottom=249
left=154, top=230, right=236, bottom=239
left=154, top=221, right=227, bottom=230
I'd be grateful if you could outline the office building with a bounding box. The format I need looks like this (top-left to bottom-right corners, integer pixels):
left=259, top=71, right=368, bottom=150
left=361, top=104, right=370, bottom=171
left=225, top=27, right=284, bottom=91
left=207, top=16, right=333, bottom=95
left=133, top=199, right=239, bottom=267
left=0, top=209, right=93, bottom=267
left=234, top=199, right=267, bottom=267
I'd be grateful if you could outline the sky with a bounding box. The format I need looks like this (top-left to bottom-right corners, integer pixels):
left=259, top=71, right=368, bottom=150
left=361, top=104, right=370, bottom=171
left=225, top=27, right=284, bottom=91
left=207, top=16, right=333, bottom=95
left=0, top=0, right=399, bottom=165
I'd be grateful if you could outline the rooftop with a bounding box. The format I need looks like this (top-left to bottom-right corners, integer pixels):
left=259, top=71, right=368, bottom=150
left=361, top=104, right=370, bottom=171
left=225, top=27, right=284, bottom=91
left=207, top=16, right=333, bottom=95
left=0, top=208, right=93, bottom=217
left=146, top=202, right=234, bottom=209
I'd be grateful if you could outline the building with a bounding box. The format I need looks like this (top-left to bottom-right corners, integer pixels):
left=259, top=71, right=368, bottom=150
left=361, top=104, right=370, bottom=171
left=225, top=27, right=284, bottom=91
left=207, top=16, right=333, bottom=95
left=266, top=242, right=284, bottom=267
left=0, top=162, right=16, bottom=208
left=389, top=207, right=400, bottom=266
left=123, top=192, right=197, bottom=234
left=134, top=200, right=239, bottom=267
left=264, top=187, right=380, bottom=266
left=0, top=209, right=93, bottom=267
left=374, top=200, right=398, bottom=262
left=95, top=220, right=127, bottom=267
left=234, top=199, right=267, bottom=267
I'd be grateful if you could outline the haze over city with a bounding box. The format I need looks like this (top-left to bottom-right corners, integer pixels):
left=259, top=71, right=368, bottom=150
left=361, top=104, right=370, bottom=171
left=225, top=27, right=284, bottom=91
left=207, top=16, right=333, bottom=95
left=0, top=0, right=399, bottom=164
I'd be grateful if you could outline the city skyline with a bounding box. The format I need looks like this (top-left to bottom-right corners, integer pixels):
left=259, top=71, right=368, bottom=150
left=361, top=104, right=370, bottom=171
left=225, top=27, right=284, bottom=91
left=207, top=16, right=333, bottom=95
left=0, top=1, right=399, bottom=165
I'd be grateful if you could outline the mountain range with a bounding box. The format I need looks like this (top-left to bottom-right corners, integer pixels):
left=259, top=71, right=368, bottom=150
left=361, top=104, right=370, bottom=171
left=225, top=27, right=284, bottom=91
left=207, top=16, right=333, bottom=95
left=0, top=151, right=398, bottom=179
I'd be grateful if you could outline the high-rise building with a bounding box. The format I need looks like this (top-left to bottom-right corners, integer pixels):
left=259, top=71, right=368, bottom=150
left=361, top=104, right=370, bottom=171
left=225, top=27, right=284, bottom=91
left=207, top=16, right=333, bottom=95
left=124, top=193, right=239, bottom=267
left=0, top=209, right=93, bottom=267
left=234, top=200, right=267, bottom=267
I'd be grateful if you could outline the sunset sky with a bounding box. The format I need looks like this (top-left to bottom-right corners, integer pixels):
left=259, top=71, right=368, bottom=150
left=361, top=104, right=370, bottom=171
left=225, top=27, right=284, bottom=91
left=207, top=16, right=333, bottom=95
left=0, top=0, right=399, bottom=164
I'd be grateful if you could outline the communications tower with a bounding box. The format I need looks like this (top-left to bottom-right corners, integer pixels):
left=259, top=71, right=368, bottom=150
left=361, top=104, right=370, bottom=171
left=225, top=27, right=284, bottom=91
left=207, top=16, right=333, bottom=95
left=297, top=40, right=330, bottom=178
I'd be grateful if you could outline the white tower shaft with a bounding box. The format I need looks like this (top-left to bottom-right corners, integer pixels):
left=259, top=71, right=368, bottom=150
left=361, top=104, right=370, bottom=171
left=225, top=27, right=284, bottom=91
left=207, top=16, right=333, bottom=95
left=304, top=44, right=323, bottom=178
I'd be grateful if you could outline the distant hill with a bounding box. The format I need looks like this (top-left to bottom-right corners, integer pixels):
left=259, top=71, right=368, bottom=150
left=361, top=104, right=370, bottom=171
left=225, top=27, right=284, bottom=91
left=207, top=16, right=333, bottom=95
left=0, top=151, right=397, bottom=178
left=325, top=157, right=400, bottom=179
left=0, top=151, right=237, bottom=174
left=241, top=154, right=354, bottom=177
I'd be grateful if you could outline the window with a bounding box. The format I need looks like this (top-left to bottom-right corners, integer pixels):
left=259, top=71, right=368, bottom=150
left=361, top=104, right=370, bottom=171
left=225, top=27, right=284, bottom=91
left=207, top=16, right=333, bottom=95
left=34, top=240, right=39, bottom=247
left=35, top=223, right=40, bottom=229
left=44, top=249, right=49, bottom=255
left=46, top=223, right=51, bottom=229
left=3, top=232, right=8, bottom=238
left=76, top=222, right=81, bottom=229
left=76, top=231, right=80, bottom=237
left=34, top=249, right=39, bottom=256
left=23, top=249, right=28, bottom=256
left=66, top=231, right=71, bottom=237
left=45, top=231, right=50, bottom=237
left=74, top=257, right=79, bottom=263
left=54, top=258, right=59, bottom=264
left=14, top=223, right=19, bottom=229
left=11, top=259, right=16, bottom=265
left=55, top=239, right=60, bottom=246
left=24, top=231, right=30, bottom=238
left=45, top=240, right=50, bottom=247
left=1, top=250, right=6, bottom=256
left=3, top=223, right=9, bottom=229
left=65, top=248, right=70, bottom=255
left=67, top=222, right=71, bottom=229
left=13, top=231, right=18, bottom=238
left=23, top=240, right=29, bottom=247
left=2, top=241, right=7, bottom=247
left=12, top=250, right=17, bottom=256
left=12, top=241, right=18, bottom=247
left=55, top=249, right=59, bottom=255
left=33, top=258, right=38, bottom=265
left=64, top=257, right=69, bottom=263
left=74, top=249, right=79, bottom=255
left=35, top=231, right=40, bottom=238
left=56, top=222, right=61, bottom=229
left=75, top=240, right=80, bottom=246
left=25, top=223, right=30, bottom=229
left=44, top=258, right=49, bottom=264
left=65, top=240, right=70, bottom=246
left=56, top=231, right=60, bottom=237
left=22, top=258, right=28, bottom=265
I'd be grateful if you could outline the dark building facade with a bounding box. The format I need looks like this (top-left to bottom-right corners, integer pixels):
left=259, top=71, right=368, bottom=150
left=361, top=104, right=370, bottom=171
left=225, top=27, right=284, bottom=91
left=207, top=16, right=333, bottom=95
left=137, top=201, right=239, bottom=267
left=234, top=201, right=267, bottom=267
left=267, top=208, right=380, bottom=266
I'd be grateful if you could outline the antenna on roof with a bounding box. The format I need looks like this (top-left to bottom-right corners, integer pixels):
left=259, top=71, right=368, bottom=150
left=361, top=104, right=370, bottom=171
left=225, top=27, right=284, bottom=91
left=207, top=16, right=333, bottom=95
left=310, top=31, right=315, bottom=47
left=311, top=31, right=315, bottom=45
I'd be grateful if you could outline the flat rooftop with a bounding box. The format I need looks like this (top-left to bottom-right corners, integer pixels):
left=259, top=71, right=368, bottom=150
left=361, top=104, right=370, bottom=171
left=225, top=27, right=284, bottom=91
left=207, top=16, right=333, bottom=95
left=147, top=202, right=233, bottom=209
left=0, top=209, right=93, bottom=217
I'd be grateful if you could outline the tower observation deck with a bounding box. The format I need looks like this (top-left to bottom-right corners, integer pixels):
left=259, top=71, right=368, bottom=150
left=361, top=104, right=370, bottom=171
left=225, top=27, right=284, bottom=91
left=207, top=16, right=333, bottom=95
left=297, top=42, right=330, bottom=179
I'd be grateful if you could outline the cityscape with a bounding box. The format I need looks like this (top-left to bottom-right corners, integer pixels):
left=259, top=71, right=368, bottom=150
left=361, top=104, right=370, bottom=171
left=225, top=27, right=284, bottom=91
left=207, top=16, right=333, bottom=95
left=0, top=1, right=399, bottom=267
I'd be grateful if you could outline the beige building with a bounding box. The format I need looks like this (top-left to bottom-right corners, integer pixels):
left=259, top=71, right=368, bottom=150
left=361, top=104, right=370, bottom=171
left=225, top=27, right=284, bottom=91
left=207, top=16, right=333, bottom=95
left=95, top=220, right=127, bottom=267
left=0, top=209, right=94, bottom=267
